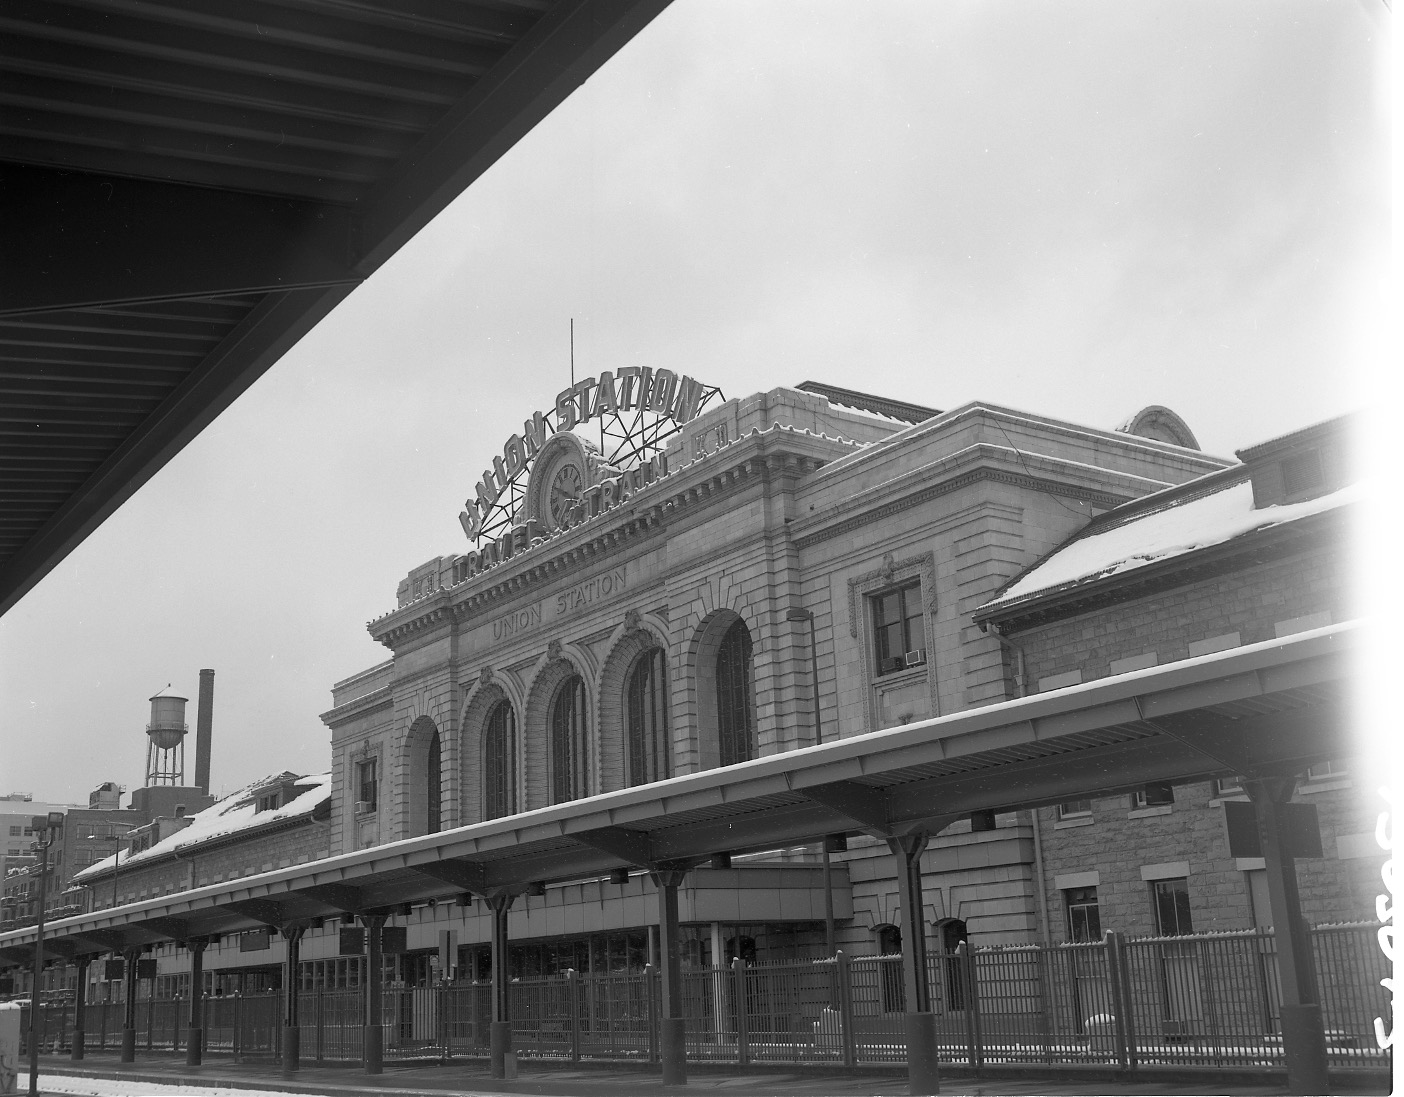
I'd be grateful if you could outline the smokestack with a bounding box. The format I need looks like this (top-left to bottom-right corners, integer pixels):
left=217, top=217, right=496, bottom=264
left=195, top=669, right=214, bottom=795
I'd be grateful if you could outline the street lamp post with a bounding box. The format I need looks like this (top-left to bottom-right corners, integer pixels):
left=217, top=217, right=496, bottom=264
left=83, top=830, right=135, bottom=911
left=28, top=810, right=64, bottom=1097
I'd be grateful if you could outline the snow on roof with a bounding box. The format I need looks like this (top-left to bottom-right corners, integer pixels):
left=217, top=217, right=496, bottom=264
left=74, top=771, right=330, bottom=882
left=984, top=480, right=1359, bottom=611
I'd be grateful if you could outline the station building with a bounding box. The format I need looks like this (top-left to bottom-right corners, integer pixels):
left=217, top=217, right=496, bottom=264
left=48, top=382, right=1367, bottom=1011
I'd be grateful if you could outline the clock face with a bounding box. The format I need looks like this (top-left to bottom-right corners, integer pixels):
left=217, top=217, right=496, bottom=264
left=548, top=460, right=584, bottom=527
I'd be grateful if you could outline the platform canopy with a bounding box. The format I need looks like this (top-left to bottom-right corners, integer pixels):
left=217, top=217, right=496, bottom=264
left=0, top=624, right=1356, bottom=966
left=0, top=0, right=673, bottom=616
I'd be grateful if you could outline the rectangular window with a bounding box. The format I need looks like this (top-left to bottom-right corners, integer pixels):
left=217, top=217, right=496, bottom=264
left=1152, top=878, right=1194, bottom=936
left=1058, top=801, right=1092, bottom=819
left=871, top=582, right=924, bottom=676
left=256, top=793, right=278, bottom=813
left=7, top=828, right=17, bottom=837
left=357, top=759, right=378, bottom=812
left=1131, top=786, right=1174, bottom=809
left=1065, top=886, right=1101, bottom=942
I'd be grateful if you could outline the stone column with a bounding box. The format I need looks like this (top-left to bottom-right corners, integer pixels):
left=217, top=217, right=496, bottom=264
left=361, top=913, right=387, bottom=1074
left=70, top=957, right=90, bottom=1061
left=281, top=925, right=306, bottom=1076
left=650, top=866, right=689, bottom=1086
left=1245, top=776, right=1329, bottom=1095
left=888, top=833, right=939, bottom=1096
left=186, top=939, right=206, bottom=1066
left=487, top=892, right=515, bottom=1079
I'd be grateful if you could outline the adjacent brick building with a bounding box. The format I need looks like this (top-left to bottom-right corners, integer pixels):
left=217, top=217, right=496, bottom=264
left=973, top=413, right=1367, bottom=942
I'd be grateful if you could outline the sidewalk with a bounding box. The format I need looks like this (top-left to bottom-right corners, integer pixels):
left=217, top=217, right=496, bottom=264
left=34, top=1052, right=1394, bottom=1097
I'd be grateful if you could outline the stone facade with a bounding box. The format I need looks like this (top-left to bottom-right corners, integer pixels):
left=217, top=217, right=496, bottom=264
left=323, top=385, right=1229, bottom=961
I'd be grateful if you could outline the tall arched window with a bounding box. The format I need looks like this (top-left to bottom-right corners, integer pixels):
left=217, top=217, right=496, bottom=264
left=426, top=726, right=441, bottom=834
left=483, top=701, right=516, bottom=820
left=550, top=675, right=588, bottom=803
left=625, top=648, right=669, bottom=786
left=877, top=925, right=905, bottom=1012
left=716, top=619, right=754, bottom=767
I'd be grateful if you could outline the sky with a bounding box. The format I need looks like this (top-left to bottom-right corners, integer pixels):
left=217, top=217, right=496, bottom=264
left=0, top=0, right=1390, bottom=805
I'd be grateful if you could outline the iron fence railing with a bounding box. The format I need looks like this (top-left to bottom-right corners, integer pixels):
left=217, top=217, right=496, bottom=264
left=18, top=922, right=1390, bottom=1075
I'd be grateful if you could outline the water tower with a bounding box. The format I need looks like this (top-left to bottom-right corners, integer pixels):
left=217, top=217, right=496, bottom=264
left=145, top=693, right=189, bottom=786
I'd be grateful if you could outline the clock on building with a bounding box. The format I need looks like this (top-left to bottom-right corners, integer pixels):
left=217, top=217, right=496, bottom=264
left=525, top=432, right=607, bottom=532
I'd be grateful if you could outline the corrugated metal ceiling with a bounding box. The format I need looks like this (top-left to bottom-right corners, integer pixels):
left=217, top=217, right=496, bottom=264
left=0, top=0, right=673, bottom=614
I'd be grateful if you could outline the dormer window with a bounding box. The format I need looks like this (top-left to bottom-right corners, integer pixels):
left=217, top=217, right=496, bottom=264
left=1281, top=450, right=1323, bottom=498
left=256, top=792, right=279, bottom=813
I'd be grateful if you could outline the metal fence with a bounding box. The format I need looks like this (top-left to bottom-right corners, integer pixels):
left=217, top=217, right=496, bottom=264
left=20, top=922, right=1390, bottom=1075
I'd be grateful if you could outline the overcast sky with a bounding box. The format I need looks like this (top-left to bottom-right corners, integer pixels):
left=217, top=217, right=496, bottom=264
left=0, top=0, right=1389, bottom=805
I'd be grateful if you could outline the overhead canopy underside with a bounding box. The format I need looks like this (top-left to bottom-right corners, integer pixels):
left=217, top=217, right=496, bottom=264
left=0, top=625, right=1356, bottom=966
left=0, top=0, right=673, bottom=616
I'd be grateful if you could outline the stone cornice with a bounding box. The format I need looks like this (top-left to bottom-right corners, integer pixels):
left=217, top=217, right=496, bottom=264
left=368, top=425, right=854, bottom=650
left=320, top=684, right=394, bottom=728
left=792, top=444, right=1145, bottom=551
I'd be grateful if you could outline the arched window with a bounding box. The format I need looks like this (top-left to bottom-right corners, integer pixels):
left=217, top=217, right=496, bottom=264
left=426, top=726, right=441, bottom=834
left=483, top=701, right=516, bottom=820
left=716, top=619, right=754, bottom=767
left=625, top=648, right=669, bottom=786
left=550, top=675, right=588, bottom=803
left=877, top=925, right=905, bottom=1012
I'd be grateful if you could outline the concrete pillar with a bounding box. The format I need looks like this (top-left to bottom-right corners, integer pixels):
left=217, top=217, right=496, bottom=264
left=120, top=948, right=141, bottom=1063
left=488, top=892, right=516, bottom=1079
left=281, top=925, right=305, bottom=1075
left=888, top=833, right=939, bottom=1096
left=70, top=957, right=90, bottom=1061
left=361, top=913, right=387, bottom=1074
left=186, top=940, right=206, bottom=1066
left=650, top=866, right=689, bottom=1086
left=1246, top=776, right=1329, bottom=1095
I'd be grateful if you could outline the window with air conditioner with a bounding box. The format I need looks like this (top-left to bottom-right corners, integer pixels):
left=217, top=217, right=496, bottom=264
left=356, top=758, right=378, bottom=814
left=871, top=581, right=925, bottom=677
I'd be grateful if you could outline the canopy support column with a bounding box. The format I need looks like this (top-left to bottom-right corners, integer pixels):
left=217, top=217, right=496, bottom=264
left=650, top=865, right=690, bottom=1086
left=282, top=925, right=305, bottom=1076
left=1245, top=776, right=1329, bottom=1095
left=361, top=913, right=386, bottom=1075
left=889, top=832, right=939, bottom=1096
left=488, top=892, right=516, bottom=1079
left=119, top=948, right=141, bottom=1063
left=186, top=940, right=206, bottom=1066
left=70, top=957, right=91, bottom=1061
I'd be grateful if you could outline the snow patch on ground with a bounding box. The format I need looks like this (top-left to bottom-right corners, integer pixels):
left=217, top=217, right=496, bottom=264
left=42, top=1075, right=312, bottom=1097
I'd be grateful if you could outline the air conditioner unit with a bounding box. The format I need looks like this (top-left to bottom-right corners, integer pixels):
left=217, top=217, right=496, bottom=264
left=904, top=648, right=926, bottom=668
left=354, top=800, right=373, bottom=816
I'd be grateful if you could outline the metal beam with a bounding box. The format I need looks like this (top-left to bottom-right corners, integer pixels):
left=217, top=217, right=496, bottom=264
left=0, top=165, right=361, bottom=316
left=1143, top=704, right=1346, bottom=778
left=569, top=826, right=653, bottom=866
left=405, top=861, right=486, bottom=893
left=294, top=883, right=366, bottom=913
left=221, top=898, right=285, bottom=927
left=800, top=781, right=891, bottom=834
